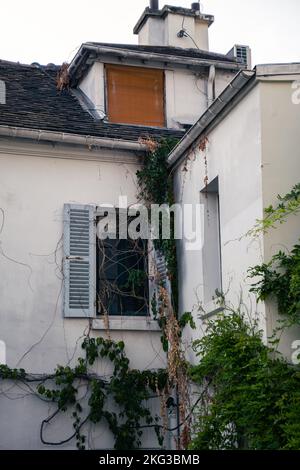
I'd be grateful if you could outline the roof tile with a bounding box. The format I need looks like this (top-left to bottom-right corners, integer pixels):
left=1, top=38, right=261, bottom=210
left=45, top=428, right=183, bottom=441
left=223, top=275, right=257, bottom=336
left=0, top=59, right=184, bottom=142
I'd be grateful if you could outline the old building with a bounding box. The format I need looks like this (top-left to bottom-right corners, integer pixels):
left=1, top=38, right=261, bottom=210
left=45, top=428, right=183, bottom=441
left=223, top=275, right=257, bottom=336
left=0, top=2, right=246, bottom=449
left=168, top=64, right=300, bottom=363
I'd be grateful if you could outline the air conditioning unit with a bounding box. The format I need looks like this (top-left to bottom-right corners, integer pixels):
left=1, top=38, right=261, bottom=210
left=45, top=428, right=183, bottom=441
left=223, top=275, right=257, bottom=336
left=227, top=44, right=252, bottom=69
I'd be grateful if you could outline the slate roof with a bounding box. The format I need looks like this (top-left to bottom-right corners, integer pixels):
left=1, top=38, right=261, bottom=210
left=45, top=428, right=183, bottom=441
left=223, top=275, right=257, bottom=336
left=85, top=42, right=237, bottom=64
left=0, top=59, right=185, bottom=142
left=69, top=42, right=241, bottom=85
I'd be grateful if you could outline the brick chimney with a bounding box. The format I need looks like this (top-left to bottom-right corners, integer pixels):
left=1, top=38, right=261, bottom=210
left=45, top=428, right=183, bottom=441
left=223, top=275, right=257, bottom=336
left=133, top=2, right=214, bottom=50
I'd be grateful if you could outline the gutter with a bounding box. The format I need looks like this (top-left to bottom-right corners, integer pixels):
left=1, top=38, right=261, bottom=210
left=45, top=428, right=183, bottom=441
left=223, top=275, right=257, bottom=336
left=0, top=125, right=148, bottom=152
left=69, top=44, right=243, bottom=82
left=167, top=69, right=256, bottom=168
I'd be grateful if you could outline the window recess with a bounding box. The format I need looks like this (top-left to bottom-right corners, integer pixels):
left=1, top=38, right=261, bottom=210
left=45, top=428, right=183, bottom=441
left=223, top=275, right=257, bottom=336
left=63, top=204, right=153, bottom=319
left=106, top=64, right=165, bottom=127
left=96, top=210, right=149, bottom=317
left=200, top=177, right=222, bottom=306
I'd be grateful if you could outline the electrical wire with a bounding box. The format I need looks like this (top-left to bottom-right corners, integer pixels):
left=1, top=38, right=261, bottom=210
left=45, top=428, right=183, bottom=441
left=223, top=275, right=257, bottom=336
left=40, top=409, right=89, bottom=446
left=182, top=30, right=200, bottom=50
left=138, top=379, right=212, bottom=433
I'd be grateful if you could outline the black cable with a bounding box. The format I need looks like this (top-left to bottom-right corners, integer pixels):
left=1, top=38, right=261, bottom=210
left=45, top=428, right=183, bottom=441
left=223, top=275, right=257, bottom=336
left=40, top=409, right=89, bottom=446
left=183, top=31, right=200, bottom=50
left=138, top=381, right=212, bottom=433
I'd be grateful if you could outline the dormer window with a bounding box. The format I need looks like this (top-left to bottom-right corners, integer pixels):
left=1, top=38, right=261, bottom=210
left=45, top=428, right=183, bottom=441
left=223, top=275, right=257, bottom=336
left=106, top=64, right=165, bottom=127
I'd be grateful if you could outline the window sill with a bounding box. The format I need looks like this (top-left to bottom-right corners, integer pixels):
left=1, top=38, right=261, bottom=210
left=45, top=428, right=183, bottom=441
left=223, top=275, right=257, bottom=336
left=92, top=317, right=161, bottom=332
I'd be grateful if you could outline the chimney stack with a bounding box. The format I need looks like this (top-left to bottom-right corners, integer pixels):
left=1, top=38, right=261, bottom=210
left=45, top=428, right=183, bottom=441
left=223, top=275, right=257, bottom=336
left=134, top=3, right=214, bottom=50
left=150, top=0, right=159, bottom=10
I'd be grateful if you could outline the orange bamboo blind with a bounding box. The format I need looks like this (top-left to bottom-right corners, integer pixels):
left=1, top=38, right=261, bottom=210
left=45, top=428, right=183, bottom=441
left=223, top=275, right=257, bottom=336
left=106, top=65, right=165, bottom=127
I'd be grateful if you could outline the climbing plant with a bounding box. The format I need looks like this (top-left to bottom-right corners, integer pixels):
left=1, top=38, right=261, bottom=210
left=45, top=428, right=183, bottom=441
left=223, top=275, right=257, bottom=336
left=0, top=137, right=196, bottom=451
left=189, top=182, right=300, bottom=450
left=247, top=183, right=300, bottom=326
left=0, top=337, right=168, bottom=450
left=137, top=137, right=196, bottom=449
left=189, top=312, right=300, bottom=450
left=249, top=242, right=300, bottom=325
left=137, top=137, right=180, bottom=319
left=247, top=182, right=300, bottom=237
left=137, top=138, right=178, bottom=291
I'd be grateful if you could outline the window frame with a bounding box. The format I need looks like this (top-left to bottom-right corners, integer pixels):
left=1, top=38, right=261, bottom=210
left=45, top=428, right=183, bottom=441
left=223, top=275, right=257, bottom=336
left=200, top=177, right=223, bottom=310
left=96, top=207, right=150, bottom=318
left=63, top=203, right=163, bottom=330
left=104, top=63, right=166, bottom=128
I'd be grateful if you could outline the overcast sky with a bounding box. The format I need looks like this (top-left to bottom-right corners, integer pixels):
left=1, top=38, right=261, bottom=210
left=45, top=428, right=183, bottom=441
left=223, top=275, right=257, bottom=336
left=1, top=0, right=299, bottom=67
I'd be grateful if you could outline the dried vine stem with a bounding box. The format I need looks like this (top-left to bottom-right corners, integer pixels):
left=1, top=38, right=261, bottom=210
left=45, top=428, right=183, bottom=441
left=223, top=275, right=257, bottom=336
left=136, top=137, right=195, bottom=449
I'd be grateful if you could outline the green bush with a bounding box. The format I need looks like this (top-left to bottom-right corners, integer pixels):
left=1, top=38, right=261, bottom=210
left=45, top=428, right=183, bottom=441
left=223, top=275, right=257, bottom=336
left=189, top=313, right=300, bottom=450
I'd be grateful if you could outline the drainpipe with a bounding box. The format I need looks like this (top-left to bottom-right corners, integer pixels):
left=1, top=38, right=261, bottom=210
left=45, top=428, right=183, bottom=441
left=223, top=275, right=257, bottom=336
left=207, top=64, right=216, bottom=106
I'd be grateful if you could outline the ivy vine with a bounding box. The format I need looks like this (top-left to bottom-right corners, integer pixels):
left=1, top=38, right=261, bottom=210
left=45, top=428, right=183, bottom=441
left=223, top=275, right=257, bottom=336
left=137, top=137, right=181, bottom=323
left=249, top=242, right=300, bottom=325
left=0, top=136, right=195, bottom=451
left=0, top=337, right=168, bottom=450
left=189, top=182, right=300, bottom=450
left=136, top=137, right=196, bottom=448
left=189, top=312, right=300, bottom=450
left=247, top=183, right=300, bottom=237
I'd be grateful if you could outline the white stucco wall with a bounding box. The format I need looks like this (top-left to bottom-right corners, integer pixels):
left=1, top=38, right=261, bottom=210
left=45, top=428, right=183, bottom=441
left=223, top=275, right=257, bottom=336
left=165, top=67, right=236, bottom=127
left=79, top=61, right=236, bottom=129
left=260, top=78, right=300, bottom=259
left=138, top=17, right=165, bottom=46
left=194, top=21, right=210, bottom=51
left=0, top=139, right=165, bottom=449
left=173, top=73, right=300, bottom=364
left=259, top=77, right=300, bottom=357
left=165, top=13, right=209, bottom=50
left=173, top=84, right=266, bottom=363
left=165, top=69, right=208, bottom=127
left=215, top=69, right=240, bottom=98
left=79, top=62, right=105, bottom=117
left=138, top=13, right=209, bottom=50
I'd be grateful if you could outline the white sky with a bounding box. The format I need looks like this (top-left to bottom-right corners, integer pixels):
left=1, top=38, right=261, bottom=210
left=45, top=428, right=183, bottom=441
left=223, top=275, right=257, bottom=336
left=0, top=0, right=299, bottom=67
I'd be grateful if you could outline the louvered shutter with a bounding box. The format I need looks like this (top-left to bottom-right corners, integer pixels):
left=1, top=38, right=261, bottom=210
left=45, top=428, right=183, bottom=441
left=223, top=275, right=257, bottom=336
left=155, top=250, right=168, bottom=285
left=154, top=249, right=171, bottom=308
left=63, top=204, right=96, bottom=317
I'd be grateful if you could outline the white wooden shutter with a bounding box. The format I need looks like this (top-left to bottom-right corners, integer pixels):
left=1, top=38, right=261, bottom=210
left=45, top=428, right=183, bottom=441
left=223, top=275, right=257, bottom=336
left=63, top=204, right=96, bottom=317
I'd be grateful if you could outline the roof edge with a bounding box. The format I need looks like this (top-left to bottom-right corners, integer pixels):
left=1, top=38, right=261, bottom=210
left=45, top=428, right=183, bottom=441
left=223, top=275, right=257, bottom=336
left=167, top=69, right=256, bottom=168
left=133, top=5, right=214, bottom=35
left=0, top=125, right=149, bottom=152
left=69, top=43, right=242, bottom=86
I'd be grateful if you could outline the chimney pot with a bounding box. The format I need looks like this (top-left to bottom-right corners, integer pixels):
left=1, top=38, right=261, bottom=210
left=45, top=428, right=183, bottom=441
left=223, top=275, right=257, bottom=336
left=191, top=2, right=200, bottom=11
left=150, top=0, right=159, bottom=10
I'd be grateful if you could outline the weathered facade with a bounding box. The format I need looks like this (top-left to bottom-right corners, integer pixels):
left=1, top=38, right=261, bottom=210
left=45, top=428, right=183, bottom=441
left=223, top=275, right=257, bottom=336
left=0, top=2, right=246, bottom=449
left=168, top=64, right=300, bottom=363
